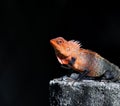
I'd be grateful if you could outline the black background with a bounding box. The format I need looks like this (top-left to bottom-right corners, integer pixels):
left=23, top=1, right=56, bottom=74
left=1, top=1, right=120, bottom=106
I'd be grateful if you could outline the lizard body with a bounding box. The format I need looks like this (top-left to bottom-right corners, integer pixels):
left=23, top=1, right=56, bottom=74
left=50, top=37, right=120, bottom=81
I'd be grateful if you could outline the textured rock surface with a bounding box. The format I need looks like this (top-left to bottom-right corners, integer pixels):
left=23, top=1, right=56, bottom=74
left=49, top=75, right=120, bottom=106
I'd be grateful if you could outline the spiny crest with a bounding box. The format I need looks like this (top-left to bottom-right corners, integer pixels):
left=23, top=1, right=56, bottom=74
left=68, top=39, right=82, bottom=49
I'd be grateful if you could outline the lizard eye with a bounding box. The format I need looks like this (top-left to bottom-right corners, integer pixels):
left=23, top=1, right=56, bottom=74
left=56, top=40, right=63, bottom=44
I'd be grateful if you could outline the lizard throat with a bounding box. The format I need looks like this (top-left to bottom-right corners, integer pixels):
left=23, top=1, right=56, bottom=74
left=54, top=49, right=70, bottom=64
left=55, top=49, right=68, bottom=59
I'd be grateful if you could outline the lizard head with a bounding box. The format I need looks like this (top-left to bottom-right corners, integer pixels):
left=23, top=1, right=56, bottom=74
left=50, top=37, right=81, bottom=64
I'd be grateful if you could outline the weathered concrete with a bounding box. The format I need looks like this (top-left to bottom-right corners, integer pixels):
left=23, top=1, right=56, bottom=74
left=49, top=74, right=120, bottom=106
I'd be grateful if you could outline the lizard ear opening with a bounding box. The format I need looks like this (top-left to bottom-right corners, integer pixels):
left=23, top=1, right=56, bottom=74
left=68, top=40, right=81, bottom=49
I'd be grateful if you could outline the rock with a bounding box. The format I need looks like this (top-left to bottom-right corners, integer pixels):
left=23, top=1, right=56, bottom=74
left=49, top=75, right=120, bottom=106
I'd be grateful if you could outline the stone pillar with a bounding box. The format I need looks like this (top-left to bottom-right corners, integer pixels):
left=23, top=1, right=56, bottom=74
left=49, top=76, right=120, bottom=106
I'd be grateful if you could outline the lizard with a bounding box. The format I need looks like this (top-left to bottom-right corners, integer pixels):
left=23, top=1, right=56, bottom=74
left=50, top=37, right=120, bottom=82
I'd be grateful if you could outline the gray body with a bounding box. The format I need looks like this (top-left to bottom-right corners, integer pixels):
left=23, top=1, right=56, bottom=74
left=77, top=51, right=120, bottom=81
left=100, top=58, right=120, bottom=81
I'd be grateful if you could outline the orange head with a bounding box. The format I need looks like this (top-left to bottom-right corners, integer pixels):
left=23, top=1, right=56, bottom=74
left=50, top=37, right=81, bottom=59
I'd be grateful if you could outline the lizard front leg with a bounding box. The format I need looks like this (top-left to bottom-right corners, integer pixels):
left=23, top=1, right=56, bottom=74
left=76, top=70, right=90, bottom=81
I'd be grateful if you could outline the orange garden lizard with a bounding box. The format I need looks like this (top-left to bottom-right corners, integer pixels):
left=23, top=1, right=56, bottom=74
left=50, top=37, right=120, bottom=82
